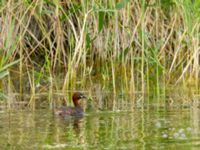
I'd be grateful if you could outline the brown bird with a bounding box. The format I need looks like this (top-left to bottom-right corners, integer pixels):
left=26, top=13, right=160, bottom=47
left=54, top=92, right=86, bottom=117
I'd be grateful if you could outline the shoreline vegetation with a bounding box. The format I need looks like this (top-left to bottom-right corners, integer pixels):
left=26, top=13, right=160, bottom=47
left=0, top=0, right=200, bottom=108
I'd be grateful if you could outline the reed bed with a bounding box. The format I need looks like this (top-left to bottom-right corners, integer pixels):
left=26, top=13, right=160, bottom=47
left=0, top=0, right=200, bottom=106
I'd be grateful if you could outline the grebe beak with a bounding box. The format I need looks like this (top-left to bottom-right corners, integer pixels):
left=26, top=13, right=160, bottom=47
left=80, top=94, right=87, bottom=99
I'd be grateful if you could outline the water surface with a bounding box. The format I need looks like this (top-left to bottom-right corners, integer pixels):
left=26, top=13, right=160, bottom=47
left=0, top=102, right=199, bottom=150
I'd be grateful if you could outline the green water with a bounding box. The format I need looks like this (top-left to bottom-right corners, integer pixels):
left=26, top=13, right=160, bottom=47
left=0, top=103, right=199, bottom=150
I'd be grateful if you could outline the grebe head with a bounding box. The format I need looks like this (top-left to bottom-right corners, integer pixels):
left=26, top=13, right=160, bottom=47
left=72, top=92, right=86, bottom=107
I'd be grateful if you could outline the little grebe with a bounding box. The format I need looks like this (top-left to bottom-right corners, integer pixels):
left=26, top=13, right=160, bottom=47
left=54, top=92, right=86, bottom=117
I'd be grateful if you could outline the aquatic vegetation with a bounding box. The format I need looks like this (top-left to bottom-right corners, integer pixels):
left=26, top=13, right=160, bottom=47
left=0, top=0, right=199, bottom=106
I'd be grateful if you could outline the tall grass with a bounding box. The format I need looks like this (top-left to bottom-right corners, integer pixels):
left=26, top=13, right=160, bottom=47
left=0, top=0, right=200, bottom=106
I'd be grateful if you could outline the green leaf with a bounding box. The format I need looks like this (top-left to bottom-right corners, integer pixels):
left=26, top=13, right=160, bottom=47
left=0, top=92, right=8, bottom=100
left=0, top=70, right=9, bottom=79
left=119, top=47, right=129, bottom=60
left=60, top=4, right=81, bottom=21
left=86, top=33, right=91, bottom=49
left=98, top=11, right=105, bottom=32
left=115, top=0, right=130, bottom=10
left=0, top=59, right=20, bottom=73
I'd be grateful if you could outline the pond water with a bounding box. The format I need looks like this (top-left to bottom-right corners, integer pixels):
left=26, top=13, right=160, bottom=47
left=0, top=95, right=199, bottom=150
